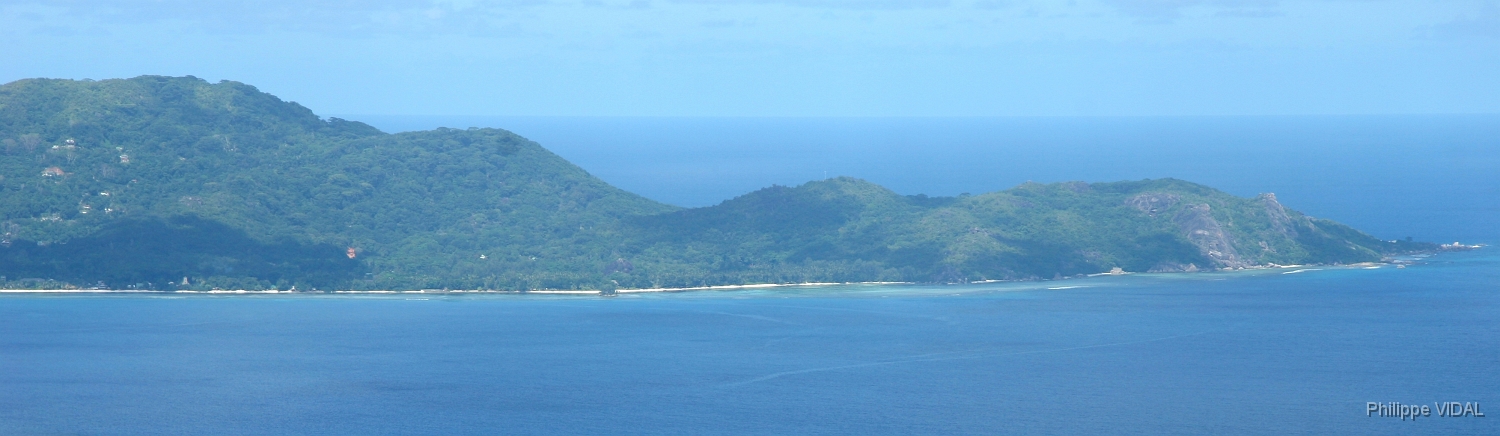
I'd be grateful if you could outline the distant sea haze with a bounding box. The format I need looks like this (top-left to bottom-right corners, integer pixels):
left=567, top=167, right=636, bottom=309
left=347, top=115, right=1500, bottom=245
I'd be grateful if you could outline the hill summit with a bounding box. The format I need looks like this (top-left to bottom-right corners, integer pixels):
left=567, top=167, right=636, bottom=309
left=0, top=76, right=1433, bottom=290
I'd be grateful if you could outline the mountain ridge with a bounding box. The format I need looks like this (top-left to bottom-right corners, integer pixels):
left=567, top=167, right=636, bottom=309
left=0, top=76, right=1437, bottom=291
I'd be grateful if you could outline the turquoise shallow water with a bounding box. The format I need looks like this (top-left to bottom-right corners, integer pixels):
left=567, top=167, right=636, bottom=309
left=3, top=251, right=1496, bottom=434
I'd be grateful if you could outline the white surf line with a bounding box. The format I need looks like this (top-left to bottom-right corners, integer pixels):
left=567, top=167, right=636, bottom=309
left=1282, top=269, right=1323, bottom=274
left=720, top=331, right=1213, bottom=388
left=621, top=283, right=781, bottom=293
left=620, top=281, right=919, bottom=294
left=1047, top=286, right=1087, bottom=290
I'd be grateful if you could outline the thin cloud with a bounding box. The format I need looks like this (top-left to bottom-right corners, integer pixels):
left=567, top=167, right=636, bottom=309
left=1101, top=0, right=1201, bottom=21
left=0, top=0, right=551, bottom=35
left=1423, top=3, right=1500, bottom=40
left=971, top=0, right=1011, bottom=10
left=1098, top=0, right=1282, bottom=23
left=667, top=0, right=953, bottom=10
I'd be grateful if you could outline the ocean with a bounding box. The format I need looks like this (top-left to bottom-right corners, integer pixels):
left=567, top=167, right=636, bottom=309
left=2, top=116, right=1497, bottom=434
left=350, top=115, right=1500, bottom=243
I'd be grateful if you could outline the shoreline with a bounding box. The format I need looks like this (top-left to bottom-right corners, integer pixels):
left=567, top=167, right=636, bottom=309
left=0, top=281, right=915, bottom=295
left=0, top=256, right=1454, bottom=296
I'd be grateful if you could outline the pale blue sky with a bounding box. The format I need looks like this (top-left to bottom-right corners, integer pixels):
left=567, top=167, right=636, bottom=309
left=2, top=0, right=1497, bottom=116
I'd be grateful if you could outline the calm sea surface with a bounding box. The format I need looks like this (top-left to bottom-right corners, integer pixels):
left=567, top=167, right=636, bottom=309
left=3, top=116, right=1498, bottom=434
left=2, top=251, right=1497, bottom=434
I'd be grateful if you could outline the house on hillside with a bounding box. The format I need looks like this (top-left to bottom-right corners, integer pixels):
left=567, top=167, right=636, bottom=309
left=41, top=167, right=65, bottom=177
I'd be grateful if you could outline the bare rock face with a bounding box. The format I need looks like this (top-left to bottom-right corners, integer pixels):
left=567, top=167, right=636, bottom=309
left=1148, top=262, right=1200, bottom=273
left=1258, top=193, right=1300, bottom=238
left=1130, top=193, right=1256, bottom=270
left=1125, top=192, right=1180, bottom=217
left=1172, top=203, right=1249, bottom=269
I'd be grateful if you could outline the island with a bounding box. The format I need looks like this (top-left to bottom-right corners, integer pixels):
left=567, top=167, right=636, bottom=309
left=0, top=76, right=1450, bottom=292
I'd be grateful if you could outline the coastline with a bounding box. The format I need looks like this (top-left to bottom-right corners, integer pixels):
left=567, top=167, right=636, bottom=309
left=0, top=282, right=912, bottom=295
left=0, top=253, right=1463, bottom=296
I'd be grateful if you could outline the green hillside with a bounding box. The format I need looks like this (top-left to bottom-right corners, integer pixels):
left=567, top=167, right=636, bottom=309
left=0, top=76, right=1433, bottom=291
left=0, top=76, right=676, bottom=290
left=613, top=177, right=1429, bottom=289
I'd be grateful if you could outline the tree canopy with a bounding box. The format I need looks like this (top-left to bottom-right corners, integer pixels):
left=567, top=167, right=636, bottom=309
left=0, top=76, right=1434, bottom=291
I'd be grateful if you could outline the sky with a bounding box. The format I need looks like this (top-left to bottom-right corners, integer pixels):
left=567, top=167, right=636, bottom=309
left=1, top=0, right=1497, bottom=116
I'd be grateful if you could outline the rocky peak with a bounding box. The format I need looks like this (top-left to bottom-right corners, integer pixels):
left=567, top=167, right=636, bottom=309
left=1172, top=203, right=1250, bottom=268
left=1257, top=193, right=1300, bottom=238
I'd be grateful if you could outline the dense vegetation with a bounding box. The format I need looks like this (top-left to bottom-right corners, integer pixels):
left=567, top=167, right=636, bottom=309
left=616, top=177, right=1433, bottom=288
left=0, top=76, right=1434, bottom=291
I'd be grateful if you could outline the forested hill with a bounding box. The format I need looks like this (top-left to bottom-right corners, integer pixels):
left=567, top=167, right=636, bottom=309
left=620, top=177, right=1433, bottom=288
left=0, top=76, right=676, bottom=290
left=0, top=76, right=1434, bottom=291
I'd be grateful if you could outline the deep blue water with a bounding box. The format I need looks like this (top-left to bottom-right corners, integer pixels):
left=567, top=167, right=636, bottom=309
left=3, top=251, right=1497, bottom=434
left=4, top=116, right=1498, bottom=434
